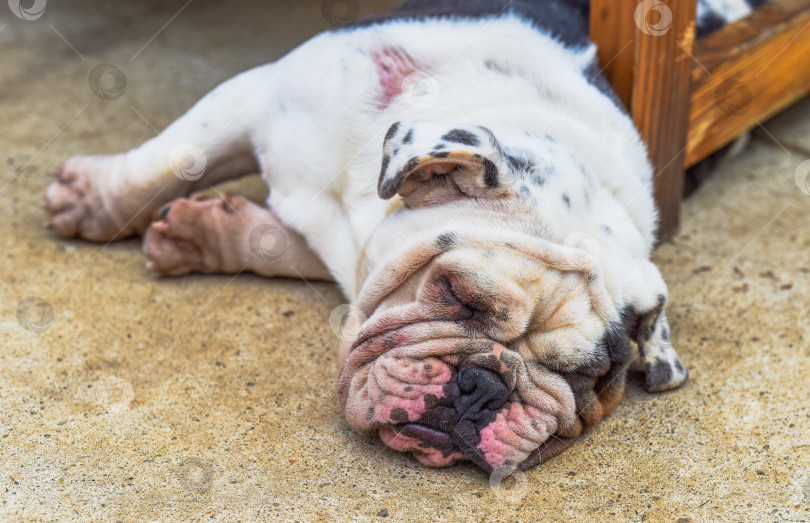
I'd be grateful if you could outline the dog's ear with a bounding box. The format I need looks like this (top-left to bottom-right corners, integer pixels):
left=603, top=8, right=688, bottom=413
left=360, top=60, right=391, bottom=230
left=622, top=261, right=689, bottom=392
left=377, top=121, right=513, bottom=207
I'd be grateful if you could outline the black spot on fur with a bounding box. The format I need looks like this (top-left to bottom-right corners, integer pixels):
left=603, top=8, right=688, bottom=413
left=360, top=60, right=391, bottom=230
left=646, top=359, right=673, bottom=388
left=402, top=156, right=421, bottom=174
left=674, top=359, right=685, bottom=374
left=478, top=126, right=500, bottom=149
left=378, top=170, right=405, bottom=199
left=390, top=407, right=409, bottom=423
left=530, top=175, right=546, bottom=187
left=601, top=224, right=612, bottom=235
left=435, top=232, right=457, bottom=249
left=380, top=154, right=391, bottom=176
left=431, top=151, right=451, bottom=159
left=601, top=322, right=635, bottom=363
left=432, top=143, right=447, bottom=152
left=506, top=154, right=532, bottom=172
left=482, top=159, right=499, bottom=188
left=587, top=273, right=598, bottom=284
left=403, top=128, right=414, bottom=144
left=562, top=194, right=571, bottom=208
left=384, top=122, right=400, bottom=143
left=442, top=129, right=480, bottom=147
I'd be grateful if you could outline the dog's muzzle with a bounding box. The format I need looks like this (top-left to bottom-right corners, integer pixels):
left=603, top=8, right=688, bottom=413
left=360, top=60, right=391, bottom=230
left=392, top=365, right=511, bottom=470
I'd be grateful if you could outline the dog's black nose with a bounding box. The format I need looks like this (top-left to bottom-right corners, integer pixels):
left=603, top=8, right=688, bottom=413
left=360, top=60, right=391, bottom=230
left=456, top=367, right=509, bottom=421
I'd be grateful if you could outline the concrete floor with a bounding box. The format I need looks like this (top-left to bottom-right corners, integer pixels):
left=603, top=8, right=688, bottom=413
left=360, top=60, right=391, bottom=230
left=1, top=1, right=809, bottom=520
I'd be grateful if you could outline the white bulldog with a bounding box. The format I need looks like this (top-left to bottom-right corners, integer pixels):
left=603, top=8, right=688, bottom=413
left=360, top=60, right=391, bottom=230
left=44, top=0, right=759, bottom=473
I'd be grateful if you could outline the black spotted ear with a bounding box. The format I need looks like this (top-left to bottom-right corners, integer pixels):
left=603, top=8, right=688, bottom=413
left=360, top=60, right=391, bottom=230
left=377, top=121, right=513, bottom=207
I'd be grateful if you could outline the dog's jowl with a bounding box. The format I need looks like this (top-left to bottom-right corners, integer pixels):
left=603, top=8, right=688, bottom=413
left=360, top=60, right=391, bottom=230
left=44, top=0, right=761, bottom=472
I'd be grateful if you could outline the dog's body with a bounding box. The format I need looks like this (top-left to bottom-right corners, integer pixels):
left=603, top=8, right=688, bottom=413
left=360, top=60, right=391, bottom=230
left=44, top=0, right=760, bottom=473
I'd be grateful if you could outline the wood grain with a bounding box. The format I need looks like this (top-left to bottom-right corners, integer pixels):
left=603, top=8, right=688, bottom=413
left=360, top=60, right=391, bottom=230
left=590, top=0, right=637, bottom=110
left=632, top=0, right=697, bottom=240
left=693, top=0, right=810, bottom=71
left=686, top=2, right=810, bottom=167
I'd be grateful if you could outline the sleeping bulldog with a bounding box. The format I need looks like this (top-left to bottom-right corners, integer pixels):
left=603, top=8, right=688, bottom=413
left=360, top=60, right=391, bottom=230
left=43, top=0, right=761, bottom=474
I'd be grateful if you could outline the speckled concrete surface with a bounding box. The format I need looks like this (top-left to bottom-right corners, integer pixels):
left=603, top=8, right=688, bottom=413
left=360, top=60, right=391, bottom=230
left=1, top=1, right=809, bottom=521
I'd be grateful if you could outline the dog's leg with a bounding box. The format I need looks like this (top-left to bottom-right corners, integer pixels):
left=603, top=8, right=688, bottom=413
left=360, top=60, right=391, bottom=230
left=143, top=195, right=331, bottom=280
left=637, top=309, right=689, bottom=392
left=44, top=68, right=268, bottom=242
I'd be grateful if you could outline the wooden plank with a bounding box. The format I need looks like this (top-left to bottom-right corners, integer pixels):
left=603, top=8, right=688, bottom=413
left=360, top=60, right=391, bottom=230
left=630, top=0, right=698, bottom=240
left=591, top=0, right=696, bottom=240
left=692, top=0, right=810, bottom=71
left=590, top=0, right=637, bottom=110
left=686, top=3, right=810, bottom=167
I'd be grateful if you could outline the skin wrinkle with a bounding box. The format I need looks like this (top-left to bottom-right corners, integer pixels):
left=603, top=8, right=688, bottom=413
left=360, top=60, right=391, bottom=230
left=43, top=7, right=698, bottom=472
left=545, top=282, right=585, bottom=326
left=339, top=222, right=628, bottom=470
left=346, top=305, right=580, bottom=467
left=358, top=201, right=571, bottom=312
left=359, top=355, right=454, bottom=426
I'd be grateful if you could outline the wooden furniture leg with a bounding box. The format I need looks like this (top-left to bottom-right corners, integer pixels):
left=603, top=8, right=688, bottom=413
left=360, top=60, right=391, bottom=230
left=591, top=0, right=698, bottom=241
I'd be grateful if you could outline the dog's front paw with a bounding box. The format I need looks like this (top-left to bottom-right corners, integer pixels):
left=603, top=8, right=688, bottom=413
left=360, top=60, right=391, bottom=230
left=43, top=155, right=135, bottom=242
left=144, top=196, right=248, bottom=276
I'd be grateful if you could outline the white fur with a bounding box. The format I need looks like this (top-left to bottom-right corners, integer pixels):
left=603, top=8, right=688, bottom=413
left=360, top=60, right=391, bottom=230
left=698, top=0, right=755, bottom=25
left=50, top=12, right=690, bottom=394
left=190, top=15, right=657, bottom=299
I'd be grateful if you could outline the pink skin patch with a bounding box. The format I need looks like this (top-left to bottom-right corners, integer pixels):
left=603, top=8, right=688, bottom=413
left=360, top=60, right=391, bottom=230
left=373, top=47, right=418, bottom=109
left=339, top=313, right=565, bottom=469
left=338, top=273, right=577, bottom=471
left=478, top=402, right=556, bottom=469
left=380, top=426, right=464, bottom=467
left=372, top=356, right=453, bottom=424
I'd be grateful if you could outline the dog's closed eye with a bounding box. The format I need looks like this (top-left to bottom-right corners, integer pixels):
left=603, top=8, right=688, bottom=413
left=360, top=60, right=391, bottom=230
left=437, top=274, right=490, bottom=320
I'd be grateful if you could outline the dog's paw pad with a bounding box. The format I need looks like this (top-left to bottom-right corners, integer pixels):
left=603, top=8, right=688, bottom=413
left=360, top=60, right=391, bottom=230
left=143, top=197, right=246, bottom=276
left=43, top=156, right=132, bottom=242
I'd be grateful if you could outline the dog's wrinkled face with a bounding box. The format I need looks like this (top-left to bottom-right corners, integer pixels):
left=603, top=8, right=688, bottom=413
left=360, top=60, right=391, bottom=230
left=339, top=234, right=633, bottom=472
left=338, top=120, right=682, bottom=473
